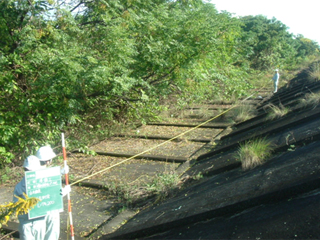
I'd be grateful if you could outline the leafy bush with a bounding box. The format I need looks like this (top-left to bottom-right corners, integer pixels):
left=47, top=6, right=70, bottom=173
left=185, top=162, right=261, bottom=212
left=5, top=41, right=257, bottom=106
left=0, top=0, right=319, bottom=169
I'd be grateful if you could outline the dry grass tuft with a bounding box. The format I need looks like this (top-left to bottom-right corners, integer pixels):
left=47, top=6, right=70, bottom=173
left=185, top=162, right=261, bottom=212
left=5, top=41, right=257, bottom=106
left=237, top=138, right=273, bottom=171
left=308, top=62, right=320, bottom=81
left=266, top=104, right=290, bottom=120
left=299, top=92, right=320, bottom=109
left=228, top=103, right=257, bottom=123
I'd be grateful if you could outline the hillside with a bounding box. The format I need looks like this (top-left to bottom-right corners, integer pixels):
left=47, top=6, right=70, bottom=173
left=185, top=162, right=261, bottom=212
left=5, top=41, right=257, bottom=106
left=98, top=67, right=320, bottom=239
left=2, top=66, right=320, bottom=240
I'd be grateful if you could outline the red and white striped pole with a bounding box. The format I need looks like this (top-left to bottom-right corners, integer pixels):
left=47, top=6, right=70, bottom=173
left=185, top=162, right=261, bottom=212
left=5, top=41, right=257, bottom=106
left=61, top=133, right=75, bottom=240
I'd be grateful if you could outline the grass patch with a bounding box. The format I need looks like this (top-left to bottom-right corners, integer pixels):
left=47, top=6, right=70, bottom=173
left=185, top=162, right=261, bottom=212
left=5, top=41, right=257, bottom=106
left=237, top=138, right=273, bottom=170
left=102, top=167, right=181, bottom=206
left=299, top=92, right=320, bottom=109
left=146, top=171, right=180, bottom=197
left=308, top=62, right=320, bottom=81
left=228, top=103, right=257, bottom=123
left=266, top=104, right=290, bottom=120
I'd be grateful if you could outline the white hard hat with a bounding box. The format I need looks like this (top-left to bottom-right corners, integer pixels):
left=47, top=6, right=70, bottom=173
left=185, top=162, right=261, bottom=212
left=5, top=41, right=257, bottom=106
left=36, top=145, right=57, bottom=161
left=275, top=69, right=279, bottom=71
left=23, top=155, right=41, bottom=171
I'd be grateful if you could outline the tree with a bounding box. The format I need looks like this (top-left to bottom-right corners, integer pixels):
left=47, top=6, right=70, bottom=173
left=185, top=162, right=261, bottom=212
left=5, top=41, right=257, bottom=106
left=2, top=0, right=288, bottom=167
left=0, top=0, right=57, bottom=165
left=239, top=15, right=297, bottom=70
left=295, top=34, right=320, bottom=58
left=0, top=0, right=238, bottom=165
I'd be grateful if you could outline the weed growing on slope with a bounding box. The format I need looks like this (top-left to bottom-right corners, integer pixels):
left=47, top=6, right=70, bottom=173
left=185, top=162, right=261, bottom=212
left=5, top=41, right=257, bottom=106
left=146, top=171, right=180, bottom=199
left=228, top=103, right=257, bottom=123
left=103, top=168, right=180, bottom=207
left=308, top=62, right=320, bottom=81
left=237, top=138, right=273, bottom=170
left=299, top=92, right=320, bottom=109
left=266, top=104, right=290, bottom=120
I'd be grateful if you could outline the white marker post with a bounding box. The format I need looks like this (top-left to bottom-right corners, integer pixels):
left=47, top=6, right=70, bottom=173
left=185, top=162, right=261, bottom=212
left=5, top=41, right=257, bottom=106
left=61, top=133, right=75, bottom=240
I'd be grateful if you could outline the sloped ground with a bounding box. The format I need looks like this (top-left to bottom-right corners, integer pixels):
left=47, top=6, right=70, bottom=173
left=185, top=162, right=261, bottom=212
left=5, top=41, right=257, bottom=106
left=99, top=68, right=320, bottom=239
left=2, top=66, right=320, bottom=240
left=0, top=104, right=231, bottom=239
left=103, top=141, right=320, bottom=239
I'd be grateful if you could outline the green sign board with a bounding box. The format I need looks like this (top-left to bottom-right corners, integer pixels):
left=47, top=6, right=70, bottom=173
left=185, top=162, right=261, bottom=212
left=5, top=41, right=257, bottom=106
left=25, top=166, right=63, bottom=219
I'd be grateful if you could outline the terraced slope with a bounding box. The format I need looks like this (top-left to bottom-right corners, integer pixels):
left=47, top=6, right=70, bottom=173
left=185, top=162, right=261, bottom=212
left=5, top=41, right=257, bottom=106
left=2, top=68, right=320, bottom=240
left=1, top=92, right=237, bottom=239
left=100, top=69, right=320, bottom=239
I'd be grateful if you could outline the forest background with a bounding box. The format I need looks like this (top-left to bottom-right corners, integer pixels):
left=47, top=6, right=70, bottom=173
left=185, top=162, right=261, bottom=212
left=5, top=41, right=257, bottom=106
left=1, top=0, right=319, bottom=180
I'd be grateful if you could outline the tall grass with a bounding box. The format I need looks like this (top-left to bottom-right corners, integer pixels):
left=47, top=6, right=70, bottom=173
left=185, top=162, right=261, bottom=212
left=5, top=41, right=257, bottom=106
left=308, top=62, right=320, bottom=81
left=237, top=138, right=273, bottom=170
left=266, top=104, right=290, bottom=120
left=146, top=171, right=180, bottom=197
left=299, top=92, right=320, bottom=109
left=228, top=103, right=257, bottom=123
left=104, top=169, right=180, bottom=206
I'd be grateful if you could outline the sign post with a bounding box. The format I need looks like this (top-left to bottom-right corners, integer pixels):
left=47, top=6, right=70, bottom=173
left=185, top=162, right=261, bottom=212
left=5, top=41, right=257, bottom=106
left=25, top=166, right=63, bottom=219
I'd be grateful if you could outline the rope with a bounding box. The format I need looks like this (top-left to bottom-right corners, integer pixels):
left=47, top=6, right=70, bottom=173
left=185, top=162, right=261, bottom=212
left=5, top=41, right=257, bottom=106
left=70, top=92, right=257, bottom=186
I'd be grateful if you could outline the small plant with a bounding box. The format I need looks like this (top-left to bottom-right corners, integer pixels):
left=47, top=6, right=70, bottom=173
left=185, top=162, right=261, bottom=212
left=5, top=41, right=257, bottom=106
left=299, top=92, right=320, bottom=109
left=237, top=138, right=273, bottom=170
left=192, top=172, right=203, bottom=181
left=105, top=181, right=135, bottom=205
left=146, top=171, right=180, bottom=198
left=228, top=103, right=257, bottom=123
left=266, top=103, right=290, bottom=120
left=308, top=62, right=320, bottom=81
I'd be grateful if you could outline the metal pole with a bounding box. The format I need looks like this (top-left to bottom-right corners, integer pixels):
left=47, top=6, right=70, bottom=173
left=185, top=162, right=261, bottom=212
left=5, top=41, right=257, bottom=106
left=61, top=133, right=75, bottom=240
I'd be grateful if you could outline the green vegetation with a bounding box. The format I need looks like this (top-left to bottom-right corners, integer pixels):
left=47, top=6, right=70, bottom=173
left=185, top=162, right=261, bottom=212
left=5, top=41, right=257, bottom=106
left=237, top=138, right=273, bottom=170
left=299, top=92, right=320, bottom=109
left=240, top=16, right=297, bottom=70
left=103, top=170, right=180, bottom=206
left=146, top=171, right=180, bottom=197
left=0, top=0, right=319, bottom=169
left=0, top=167, right=24, bottom=185
left=228, top=103, right=257, bottom=123
left=266, top=104, right=290, bottom=120
left=308, top=62, right=320, bottom=81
